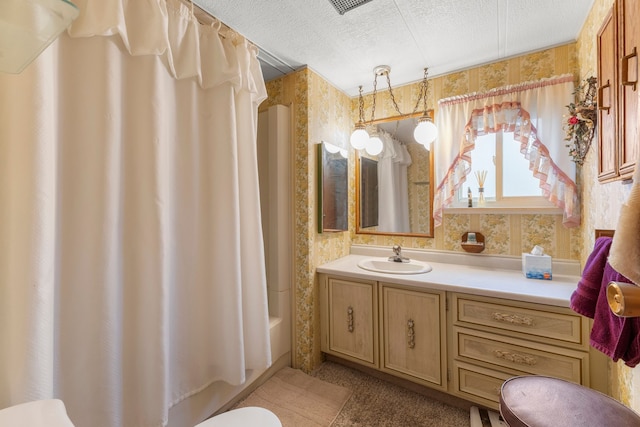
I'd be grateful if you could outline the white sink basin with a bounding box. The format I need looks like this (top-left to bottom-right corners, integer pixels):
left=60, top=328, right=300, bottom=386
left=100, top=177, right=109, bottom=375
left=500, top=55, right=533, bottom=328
left=357, top=257, right=432, bottom=275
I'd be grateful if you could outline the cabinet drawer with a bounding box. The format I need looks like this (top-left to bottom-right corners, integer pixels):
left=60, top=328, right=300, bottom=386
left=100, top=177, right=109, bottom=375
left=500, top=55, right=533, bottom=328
left=451, top=361, right=511, bottom=409
left=454, top=327, right=587, bottom=384
left=453, top=295, right=586, bottom=346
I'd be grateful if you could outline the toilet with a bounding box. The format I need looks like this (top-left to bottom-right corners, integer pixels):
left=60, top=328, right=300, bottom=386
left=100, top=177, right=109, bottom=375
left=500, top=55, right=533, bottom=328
left=0, top=400, right=281, bottom=427
left=195, top=406, right=282, bottom=427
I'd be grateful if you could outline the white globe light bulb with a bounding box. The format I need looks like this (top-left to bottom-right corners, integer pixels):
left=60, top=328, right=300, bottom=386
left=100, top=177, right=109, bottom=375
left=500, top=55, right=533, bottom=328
left=414, top=120, right=438, bottom=146
left=350, top=128, right=369, bottom=150
left=366, top=135, right=383, bottom=156
left=323, top=141, right=340, bottom=153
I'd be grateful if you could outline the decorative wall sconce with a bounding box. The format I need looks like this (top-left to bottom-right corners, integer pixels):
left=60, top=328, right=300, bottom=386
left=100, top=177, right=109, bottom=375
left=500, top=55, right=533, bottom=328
left=0, top=0, right=80, bottom=74
left=350, top=66, right=438, bottom=154
left=564, top=76, right=597, bottom=165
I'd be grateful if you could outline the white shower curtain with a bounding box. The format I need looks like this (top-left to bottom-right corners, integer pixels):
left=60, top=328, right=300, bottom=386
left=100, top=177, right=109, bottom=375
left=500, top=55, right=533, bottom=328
left=377, top=131, right=411, bottom=233
left=0, top=1, right=271, bottom=426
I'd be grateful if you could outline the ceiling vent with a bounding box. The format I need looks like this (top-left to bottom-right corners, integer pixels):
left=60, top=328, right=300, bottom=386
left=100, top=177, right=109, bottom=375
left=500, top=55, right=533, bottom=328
left=327, top=0, right=374, bottom=15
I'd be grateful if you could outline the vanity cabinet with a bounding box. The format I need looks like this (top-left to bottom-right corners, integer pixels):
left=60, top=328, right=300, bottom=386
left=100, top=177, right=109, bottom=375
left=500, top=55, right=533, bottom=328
left=320, top=273, right=606, bottom=410
left=320, top=276, right=378, bottom=367
left=380, top=284, right=446, bottom=390
left=597, top=0, right=639, bottom=182
left=449, top=293, right=592, bottom=409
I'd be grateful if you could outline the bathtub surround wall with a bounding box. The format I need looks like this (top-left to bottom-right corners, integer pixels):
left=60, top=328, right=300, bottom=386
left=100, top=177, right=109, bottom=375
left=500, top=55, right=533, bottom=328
left=0, top=1, right=274, bottom=426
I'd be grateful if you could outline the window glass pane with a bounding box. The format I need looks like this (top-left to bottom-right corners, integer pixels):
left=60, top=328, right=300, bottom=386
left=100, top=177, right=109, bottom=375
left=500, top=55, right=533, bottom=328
left=502, top=132, right=543, bottom=197
left=469, top=133, right=496, bottom=198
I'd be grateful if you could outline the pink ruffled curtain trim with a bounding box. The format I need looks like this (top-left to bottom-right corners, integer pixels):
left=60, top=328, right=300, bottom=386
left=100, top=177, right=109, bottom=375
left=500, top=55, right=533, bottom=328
left=434, top=76, right=579, bottom=228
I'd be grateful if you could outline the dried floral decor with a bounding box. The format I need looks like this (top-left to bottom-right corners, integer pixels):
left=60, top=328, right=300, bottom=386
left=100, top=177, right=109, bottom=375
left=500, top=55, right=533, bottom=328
left=564, top=76, right=597, bottom=165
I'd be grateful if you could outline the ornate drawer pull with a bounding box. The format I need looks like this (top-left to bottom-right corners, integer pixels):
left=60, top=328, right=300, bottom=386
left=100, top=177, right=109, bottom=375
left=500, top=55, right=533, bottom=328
left=493, top=349, right=537, bottom=366
left=347, top=306, right=354, bottom=333
left=407, top=319, right=415, bottom=349
left=492, top=312, right=534, bottom=326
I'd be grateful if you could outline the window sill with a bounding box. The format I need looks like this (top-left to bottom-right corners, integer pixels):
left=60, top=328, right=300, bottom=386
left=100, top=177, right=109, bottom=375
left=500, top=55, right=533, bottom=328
left=445, top=206, right=563, bottom=215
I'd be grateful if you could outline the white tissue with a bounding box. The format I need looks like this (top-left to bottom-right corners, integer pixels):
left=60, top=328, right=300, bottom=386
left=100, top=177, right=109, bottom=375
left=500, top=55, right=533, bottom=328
left=531, top=245, right=544, bottom=256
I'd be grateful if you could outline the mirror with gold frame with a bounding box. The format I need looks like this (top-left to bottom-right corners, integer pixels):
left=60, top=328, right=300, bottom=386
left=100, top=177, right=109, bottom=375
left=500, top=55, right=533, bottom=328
left=356, top=112, right=434, bottom=238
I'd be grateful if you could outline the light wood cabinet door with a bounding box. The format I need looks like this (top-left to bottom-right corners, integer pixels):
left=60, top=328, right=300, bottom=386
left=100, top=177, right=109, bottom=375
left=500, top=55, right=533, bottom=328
left=617, top=0, right=639, bottom=178
left=326, top=277, right=378, bottom=367
left=598, top=1, right=639, bottom=182
left=598, top=7, right=619, bottom=181
left=380, top=285, right=446, bottom=389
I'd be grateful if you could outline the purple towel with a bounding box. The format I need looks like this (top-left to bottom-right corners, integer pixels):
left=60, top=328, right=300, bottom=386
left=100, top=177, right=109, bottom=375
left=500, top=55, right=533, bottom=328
left=570, top=237, right=612, bottom=318
left=570, top=237, right=640, bottom=367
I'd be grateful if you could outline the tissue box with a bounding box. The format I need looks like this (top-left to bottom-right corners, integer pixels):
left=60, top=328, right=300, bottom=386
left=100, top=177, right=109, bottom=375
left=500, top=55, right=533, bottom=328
left=522, top=253, right=552, bottom=280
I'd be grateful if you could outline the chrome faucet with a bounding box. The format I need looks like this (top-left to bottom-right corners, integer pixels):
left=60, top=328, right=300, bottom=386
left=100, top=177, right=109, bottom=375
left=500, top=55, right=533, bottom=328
left=388, top=244, right=410, bottom=263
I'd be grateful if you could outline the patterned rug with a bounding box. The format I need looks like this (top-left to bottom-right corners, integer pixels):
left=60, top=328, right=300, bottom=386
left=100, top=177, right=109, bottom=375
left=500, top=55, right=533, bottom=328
left=311, top=361, right=470, bottom=427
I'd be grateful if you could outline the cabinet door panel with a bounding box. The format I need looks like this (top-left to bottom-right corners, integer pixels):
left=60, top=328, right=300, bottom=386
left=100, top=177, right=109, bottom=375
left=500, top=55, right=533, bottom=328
left=598, top=7, right=619, bottom=181
left=381, top=286, right=444, bottom=387
left=328, top=278, right=377, bottom=366
left=618, top=0, right=639, bottom=178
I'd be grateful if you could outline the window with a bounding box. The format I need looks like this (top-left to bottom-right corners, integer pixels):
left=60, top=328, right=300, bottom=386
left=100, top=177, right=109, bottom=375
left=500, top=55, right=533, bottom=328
left=455, top=131, right=556, bottom=209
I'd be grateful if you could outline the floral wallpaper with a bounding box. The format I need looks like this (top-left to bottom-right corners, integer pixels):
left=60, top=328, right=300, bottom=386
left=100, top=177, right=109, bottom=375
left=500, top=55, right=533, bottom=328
left=406, top=142, right=430, bottom=234
left=263, top=2, right=640, bottom=411
left=350, top=42, right=580, bottom=258
left=575, top=0, right=640, bottom=410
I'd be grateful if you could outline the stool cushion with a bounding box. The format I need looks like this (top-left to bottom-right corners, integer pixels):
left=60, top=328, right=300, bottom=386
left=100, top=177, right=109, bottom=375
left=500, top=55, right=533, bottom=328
left=500, top=376, right=640, bottom=427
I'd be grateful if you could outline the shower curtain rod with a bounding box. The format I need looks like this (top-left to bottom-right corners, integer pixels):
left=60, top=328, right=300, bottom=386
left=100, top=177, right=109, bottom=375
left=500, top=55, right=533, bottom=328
left=187, top=0, right=256, bottom=49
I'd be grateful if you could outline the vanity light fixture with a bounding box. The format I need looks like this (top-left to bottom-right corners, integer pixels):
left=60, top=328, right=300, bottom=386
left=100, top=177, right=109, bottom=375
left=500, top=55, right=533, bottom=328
left=0, top=0, right=80, bottom=74
left=365, top=131, right=383, bottom=156
left=350, top=85, right=369, bottom=150
left=349, top=66, right=438, bottom=151
left=413, top=68, right=439, bottom=146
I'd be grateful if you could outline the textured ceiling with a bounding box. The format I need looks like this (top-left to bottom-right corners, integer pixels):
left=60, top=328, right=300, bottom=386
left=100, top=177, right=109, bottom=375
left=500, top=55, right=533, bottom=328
left=193, top=0, right=594, bottom=96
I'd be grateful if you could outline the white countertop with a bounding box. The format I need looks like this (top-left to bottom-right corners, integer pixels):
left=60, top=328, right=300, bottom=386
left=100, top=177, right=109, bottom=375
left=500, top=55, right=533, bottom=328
left=316, top=246, right=583, bottom=308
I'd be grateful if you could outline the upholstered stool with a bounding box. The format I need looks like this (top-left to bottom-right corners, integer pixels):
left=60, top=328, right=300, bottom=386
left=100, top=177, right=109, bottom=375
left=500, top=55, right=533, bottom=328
left=499, top=376, right=640, bottom=426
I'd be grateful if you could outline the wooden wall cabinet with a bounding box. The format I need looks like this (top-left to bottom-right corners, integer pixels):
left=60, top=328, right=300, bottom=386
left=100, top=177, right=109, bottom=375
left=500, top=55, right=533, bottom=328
left=597, top=0, right=639, bottom=182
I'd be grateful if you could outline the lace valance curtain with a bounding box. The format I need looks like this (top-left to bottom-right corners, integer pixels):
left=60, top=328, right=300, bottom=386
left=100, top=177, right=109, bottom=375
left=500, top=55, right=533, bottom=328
left=433, top=74, right=579, bottom=228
